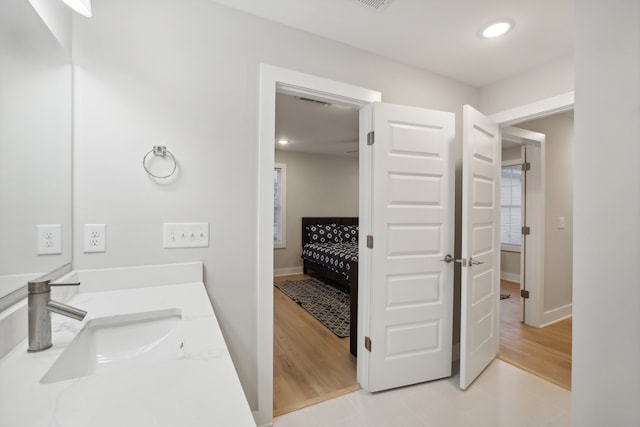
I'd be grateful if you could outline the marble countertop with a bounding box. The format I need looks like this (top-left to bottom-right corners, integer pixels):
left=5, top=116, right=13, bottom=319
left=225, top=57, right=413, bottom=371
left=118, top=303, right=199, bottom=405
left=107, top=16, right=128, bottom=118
left=0, top=277, right=255, bottom=427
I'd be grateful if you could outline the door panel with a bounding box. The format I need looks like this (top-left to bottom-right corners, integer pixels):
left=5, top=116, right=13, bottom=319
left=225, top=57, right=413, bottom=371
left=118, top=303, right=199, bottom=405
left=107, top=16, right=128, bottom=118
left=460, top=105, right=501, bottom=390
left=362, top=102, right=455, bottom=392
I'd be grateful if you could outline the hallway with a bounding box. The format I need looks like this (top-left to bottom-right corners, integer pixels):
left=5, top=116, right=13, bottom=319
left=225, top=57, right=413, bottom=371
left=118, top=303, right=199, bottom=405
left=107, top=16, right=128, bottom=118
left=498, top=280, right=572, bottom=390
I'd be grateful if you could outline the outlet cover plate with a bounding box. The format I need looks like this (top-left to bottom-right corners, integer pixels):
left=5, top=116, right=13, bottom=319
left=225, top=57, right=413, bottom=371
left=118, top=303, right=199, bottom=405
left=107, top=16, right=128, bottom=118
left=163, top=223, right=209, bottom=249
left=37, top=224, right=62, bottom=255
left=84, top=224, right=106, bottom=253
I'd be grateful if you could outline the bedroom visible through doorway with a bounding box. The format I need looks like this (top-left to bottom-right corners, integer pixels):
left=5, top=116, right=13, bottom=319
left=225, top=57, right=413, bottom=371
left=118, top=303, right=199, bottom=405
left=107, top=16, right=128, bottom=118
left=272, top=92, right=360, bottom=415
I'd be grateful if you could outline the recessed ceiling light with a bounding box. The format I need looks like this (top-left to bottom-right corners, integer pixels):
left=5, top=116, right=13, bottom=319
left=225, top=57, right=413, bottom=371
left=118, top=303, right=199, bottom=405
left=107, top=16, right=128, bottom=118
left=277, top=139, right=289, bottom=145
left=480, top=20, right=513, bottom=39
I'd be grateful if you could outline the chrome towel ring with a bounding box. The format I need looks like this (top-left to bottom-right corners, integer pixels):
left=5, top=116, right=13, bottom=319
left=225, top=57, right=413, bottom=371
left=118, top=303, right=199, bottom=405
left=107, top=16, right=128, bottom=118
left=143, top=145, right=177, bottom=178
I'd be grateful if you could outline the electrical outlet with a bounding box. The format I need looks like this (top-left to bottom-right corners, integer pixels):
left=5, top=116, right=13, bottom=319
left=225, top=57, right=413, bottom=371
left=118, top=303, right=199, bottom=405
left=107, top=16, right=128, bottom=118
left=37, top=224, right=62, bottom=255
left=84, top=224, right=106, bottom=253
left=163, top=223, right=209, bottom=248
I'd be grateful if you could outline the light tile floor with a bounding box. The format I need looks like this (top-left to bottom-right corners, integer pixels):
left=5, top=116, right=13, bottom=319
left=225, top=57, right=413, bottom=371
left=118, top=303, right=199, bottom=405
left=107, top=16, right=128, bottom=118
left=273, top=360, right=571, bottom=427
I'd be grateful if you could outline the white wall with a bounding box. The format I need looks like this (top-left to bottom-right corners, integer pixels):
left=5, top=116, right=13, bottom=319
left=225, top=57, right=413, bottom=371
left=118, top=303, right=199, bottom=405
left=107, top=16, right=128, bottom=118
left=28, top=0, right=72, bottom=51
left=573, top=0, right=640, bottom=425
left=273, top=151, right=358, bottom=273
left=502, top=146, right=522, bottom=163
left=500, top=251, right=520, bottom=281
left=479, top=55, right=574, bottom=115
left=518, top=115, right=573, bottom=316
left=71, top=0, right=478, bottom=414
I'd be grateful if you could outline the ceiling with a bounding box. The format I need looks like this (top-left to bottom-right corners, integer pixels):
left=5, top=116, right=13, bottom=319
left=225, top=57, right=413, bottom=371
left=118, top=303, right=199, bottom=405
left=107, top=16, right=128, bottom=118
left=209, top=0, right=574, bottom=88
left=275, top=93, right=359, bottom=158
left=236, top=0, right=574, bottom=157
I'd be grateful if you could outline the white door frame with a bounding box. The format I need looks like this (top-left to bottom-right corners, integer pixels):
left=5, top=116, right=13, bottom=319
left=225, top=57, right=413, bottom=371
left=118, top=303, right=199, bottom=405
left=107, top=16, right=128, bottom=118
left=256, top=64, right=381, bottom=426
left=490, top=91, right=573, bottom=327
left=490, top=92, right=574, bottom=127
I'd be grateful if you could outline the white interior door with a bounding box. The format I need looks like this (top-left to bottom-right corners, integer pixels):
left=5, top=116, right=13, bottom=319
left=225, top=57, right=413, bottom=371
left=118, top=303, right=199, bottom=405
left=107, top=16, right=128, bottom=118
left=460, top=105, right=501, bottom=390
left=359, top=102, right=455, bottom=392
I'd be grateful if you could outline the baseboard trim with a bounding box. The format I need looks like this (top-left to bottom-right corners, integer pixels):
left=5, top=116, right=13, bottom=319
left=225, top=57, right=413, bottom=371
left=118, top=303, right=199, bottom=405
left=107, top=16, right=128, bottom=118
left=540, top=303, right=572, bottom=327
left=500, top=272, right=520, bottom=283
left=274, top=267, right=303, bottom=277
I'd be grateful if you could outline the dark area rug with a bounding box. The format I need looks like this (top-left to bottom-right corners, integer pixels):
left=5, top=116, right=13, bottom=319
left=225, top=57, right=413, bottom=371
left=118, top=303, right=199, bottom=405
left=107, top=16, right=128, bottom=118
left=275, top=278, right=350, bottom=338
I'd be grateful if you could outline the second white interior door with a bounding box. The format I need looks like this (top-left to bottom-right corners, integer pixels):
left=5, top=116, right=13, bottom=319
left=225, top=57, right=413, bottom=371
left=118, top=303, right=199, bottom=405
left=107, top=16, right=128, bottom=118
left=459, top=105, right=501, bottom=390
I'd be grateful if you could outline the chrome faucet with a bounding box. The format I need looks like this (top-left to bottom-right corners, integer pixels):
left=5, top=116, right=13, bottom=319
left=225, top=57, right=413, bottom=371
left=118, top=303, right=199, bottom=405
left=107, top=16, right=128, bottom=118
left=27, top=264, right=88, bottom=352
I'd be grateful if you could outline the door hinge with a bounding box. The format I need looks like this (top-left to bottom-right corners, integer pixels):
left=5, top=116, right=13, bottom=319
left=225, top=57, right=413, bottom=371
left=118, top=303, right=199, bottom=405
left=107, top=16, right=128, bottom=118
left=521, top=289, right=530, bottom=299
left=366, top=235, right=374, bottom=249
left=364, top=336, right=372, bottom=352
left=521, top=226, right=530, bottom=235
left=522, top=162, right=531, bottom=172
left=367, top=131, right=375, bottom=146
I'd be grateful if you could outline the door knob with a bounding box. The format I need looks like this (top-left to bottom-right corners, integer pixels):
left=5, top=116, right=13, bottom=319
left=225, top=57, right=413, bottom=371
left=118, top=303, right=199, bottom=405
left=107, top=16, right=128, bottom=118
left=440, top=254, right=454, bottom=263
left=468, top=258, right=484, bottom=266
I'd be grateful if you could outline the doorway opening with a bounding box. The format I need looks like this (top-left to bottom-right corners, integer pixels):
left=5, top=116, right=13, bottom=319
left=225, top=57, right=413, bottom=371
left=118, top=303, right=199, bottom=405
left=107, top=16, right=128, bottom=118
left=256, top=64, right=381, bottom=425
left=272, top=92, right=361, bottom=415
left=497, top=112, right=574, bottom=390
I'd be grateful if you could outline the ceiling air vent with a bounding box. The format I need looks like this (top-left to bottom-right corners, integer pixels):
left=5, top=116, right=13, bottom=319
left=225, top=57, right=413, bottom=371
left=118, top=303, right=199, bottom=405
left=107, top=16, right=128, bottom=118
left=349, top=0, right=395, bottom=12
left=296, top=97, right=332, bottom=107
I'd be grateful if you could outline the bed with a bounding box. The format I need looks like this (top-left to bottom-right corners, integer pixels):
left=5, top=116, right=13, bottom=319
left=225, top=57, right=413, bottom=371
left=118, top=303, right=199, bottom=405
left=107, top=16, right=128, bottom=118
left=301, top=217, right=358, bottom=288
left=301, top=217, right=359, bottom=356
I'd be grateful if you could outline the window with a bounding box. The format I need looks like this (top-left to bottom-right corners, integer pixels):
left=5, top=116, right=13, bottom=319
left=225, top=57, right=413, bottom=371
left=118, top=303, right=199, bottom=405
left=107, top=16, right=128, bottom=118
left=274, top=163, right=287, bottom=249
left=501, top=163, right=522, bottom=251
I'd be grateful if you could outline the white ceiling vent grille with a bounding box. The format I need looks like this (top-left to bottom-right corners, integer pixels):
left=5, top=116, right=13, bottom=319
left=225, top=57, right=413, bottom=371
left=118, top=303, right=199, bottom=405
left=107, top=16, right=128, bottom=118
left=349, top=0, right=395, bottom=12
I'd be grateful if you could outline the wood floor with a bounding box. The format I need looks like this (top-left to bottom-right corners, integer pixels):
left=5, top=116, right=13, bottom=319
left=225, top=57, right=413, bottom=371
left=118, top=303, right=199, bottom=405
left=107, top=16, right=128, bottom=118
left=273, top=275, right=358, bottom=417
left=498, top=280, right=573, bottom=390
left=273, top=276, right=571, bottom=417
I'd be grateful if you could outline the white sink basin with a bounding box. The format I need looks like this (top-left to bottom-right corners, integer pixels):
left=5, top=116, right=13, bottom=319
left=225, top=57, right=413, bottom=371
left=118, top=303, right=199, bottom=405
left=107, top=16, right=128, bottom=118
left=41, top=308, right=183, bottom=384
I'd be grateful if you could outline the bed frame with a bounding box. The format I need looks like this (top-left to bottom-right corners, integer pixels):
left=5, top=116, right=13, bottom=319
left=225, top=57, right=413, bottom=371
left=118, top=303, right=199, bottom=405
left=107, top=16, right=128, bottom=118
left=302, top=217, right=359, bottom=356
left=301, top=217, right=358, bottom=289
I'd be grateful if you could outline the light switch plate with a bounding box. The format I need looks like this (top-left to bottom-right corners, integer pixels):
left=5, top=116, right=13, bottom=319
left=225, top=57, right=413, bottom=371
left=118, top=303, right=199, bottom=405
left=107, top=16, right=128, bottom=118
left=37, top=224, right=62, bottom=255
left=163, top=223, right=209, bottom=248
left=84, top=224, right=106, bottom=253
left=558, top=216, right=566, bottom=229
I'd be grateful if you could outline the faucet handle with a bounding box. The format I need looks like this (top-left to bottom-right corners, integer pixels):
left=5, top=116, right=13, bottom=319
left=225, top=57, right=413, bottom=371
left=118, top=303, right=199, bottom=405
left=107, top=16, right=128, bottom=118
left=28, top=280, right=80, bottom=294
left=50, top=281, right=81, bottom=287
